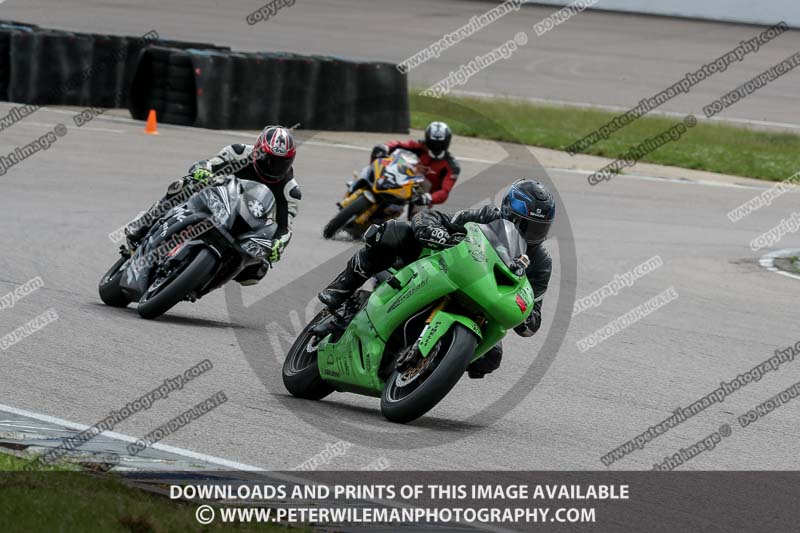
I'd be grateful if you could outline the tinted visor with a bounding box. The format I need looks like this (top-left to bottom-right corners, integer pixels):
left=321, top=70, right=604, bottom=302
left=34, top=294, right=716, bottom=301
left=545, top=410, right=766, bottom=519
left=426, top=138, right=448, bottom=157
left=511, top=213, right=551, bottom=244
left=256, top=153, right=293, bottom=178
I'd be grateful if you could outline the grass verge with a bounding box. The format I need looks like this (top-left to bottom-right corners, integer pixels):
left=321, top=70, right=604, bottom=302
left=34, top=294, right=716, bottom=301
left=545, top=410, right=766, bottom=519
left=0, top=453, right=289, bottom=532
left=409, top=91, right=800, bottom=182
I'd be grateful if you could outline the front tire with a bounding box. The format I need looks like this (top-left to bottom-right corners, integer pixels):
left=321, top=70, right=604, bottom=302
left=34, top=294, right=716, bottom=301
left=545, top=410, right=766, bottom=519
left=322, top=195, right=373, bottom=239
left=283, top=310, right=335, bottom=400
left=380, top=324, right=477, bottom=424
left=136, top=248, right=217, bottom=319
left=99, top=255, right=132, bottom=307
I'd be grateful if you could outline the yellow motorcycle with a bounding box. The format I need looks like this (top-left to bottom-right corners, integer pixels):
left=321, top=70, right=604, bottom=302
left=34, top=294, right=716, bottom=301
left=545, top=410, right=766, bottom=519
left=323, top=149, right=428, bottom=240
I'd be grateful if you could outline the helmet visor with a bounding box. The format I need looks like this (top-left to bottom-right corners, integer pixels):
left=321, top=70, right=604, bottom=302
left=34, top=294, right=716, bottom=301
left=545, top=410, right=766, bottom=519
left=427, top=139, right=447, bottom=157
left=256, top=153, right=293, bottom=178
left=512, top=214, right=552, bottom=245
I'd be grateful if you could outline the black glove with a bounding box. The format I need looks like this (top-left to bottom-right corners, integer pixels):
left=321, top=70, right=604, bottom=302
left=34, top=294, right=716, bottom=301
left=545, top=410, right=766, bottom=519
left=513, top=310, right=541, bottom=337
left=411, top=192, right=432, bottom=206
left=449, top=232, right=466, bottom=245
left=370, top=144, right=389, bottom=162
left=417, top=226, right=451, bottom=249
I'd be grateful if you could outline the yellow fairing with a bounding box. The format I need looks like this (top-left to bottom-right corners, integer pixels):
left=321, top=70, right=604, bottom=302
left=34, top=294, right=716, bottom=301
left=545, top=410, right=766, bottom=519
left=372, top=159, right=416, bottom=200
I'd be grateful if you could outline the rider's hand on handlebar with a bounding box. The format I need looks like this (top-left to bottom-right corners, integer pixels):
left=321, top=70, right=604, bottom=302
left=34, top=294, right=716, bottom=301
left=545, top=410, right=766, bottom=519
left=417, top=226, right=451, bottom=249
left=191, top=167, right=214, bottom=184
left=412, top=192, right=432, bottom=206
left=511, top=254, right=530, bottom=276
left=449, top=232, right=466, bottom=245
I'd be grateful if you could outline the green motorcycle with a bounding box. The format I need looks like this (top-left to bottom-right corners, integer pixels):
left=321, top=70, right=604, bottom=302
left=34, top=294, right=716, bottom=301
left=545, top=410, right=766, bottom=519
left=283, top=218, right=534, bottom=423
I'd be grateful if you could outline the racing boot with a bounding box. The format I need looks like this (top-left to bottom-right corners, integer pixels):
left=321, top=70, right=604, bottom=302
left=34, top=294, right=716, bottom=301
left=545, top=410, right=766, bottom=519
left=318, top=264, right=369, bottom=309
left=467, top=343, right=502, bottom=379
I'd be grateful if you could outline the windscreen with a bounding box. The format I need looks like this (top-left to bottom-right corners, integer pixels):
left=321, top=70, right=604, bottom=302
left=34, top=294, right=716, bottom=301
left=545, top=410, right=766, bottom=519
left=477, top=218, right=527, bottom=269
left=377, top=150, right=423, bottom=189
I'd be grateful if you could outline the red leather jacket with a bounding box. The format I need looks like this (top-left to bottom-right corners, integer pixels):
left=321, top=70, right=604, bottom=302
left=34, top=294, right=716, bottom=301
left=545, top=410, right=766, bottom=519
left=384, top=140, right=460, bottom=205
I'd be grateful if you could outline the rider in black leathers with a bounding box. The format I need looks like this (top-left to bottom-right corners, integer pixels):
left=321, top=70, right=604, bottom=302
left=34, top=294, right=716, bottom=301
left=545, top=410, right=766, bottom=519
left=125, top=126, right=300, bottom=285
left=319, top=179, right=555, bottom=378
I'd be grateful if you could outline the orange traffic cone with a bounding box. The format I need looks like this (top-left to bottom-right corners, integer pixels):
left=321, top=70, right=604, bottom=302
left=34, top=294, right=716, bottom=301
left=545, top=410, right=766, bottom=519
left=145, top=109, right=159, bottom=135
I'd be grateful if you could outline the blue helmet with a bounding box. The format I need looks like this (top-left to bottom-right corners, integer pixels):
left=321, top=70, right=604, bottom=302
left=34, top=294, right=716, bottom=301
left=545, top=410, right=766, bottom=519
left=500, top=179, right=555, bottom=245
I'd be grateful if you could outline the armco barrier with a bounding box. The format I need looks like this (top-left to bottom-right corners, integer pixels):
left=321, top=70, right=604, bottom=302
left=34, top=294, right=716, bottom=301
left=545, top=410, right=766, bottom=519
left=129, top=48, right=409, bottom=132
left=0, top=20, right=408, bottom=133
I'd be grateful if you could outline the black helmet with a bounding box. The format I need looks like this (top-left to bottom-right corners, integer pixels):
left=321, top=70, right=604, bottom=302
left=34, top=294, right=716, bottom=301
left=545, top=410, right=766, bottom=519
left=253, top=125, right=296, bottom=183
left=424, top=121, right=451, bottom=159
left=500, top=179, right=555, bottom=245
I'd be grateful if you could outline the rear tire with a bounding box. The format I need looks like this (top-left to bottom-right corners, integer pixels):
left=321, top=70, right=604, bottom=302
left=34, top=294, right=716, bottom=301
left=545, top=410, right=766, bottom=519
left=322, top=195, right=373, bottom=239
left=283, top=310, right=335, bottom=400
left=380, top=324, right=477, bottom=424
left=137, top=248, right=217, bottom=319
left=99, top=256, right=132, bottom=307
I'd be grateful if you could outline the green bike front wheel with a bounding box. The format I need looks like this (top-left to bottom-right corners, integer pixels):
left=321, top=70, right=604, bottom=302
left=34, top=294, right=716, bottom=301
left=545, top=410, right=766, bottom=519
left=380, top=324, right=477, bottom=424
left=283, top=309, right=335, bottom=400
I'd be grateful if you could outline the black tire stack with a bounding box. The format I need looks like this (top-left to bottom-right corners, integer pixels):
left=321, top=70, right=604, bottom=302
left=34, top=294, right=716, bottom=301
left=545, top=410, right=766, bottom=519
left=133, top=47, right=197, bottom=126
left=0, top=19, right=409, bottom=134
left=0, top=21, right=38, bottom=101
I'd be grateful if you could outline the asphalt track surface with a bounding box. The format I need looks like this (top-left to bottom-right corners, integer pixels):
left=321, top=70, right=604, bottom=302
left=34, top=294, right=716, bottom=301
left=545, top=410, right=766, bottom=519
left=1, top=99, right=799, bottom=472
left=3, top=0, right=800, bottom=129
left=1, top=1, right=800, bottom=473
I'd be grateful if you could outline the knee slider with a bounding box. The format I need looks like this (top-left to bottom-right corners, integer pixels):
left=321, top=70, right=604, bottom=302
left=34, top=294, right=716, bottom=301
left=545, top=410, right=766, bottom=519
left=166, top=179, right=185, bottom=195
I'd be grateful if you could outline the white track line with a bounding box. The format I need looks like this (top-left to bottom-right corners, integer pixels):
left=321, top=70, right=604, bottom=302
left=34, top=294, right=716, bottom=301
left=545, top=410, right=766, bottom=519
left=25, top=106, right=772, bottom=190
left=0, top=403, right=512, bottom=532
left=758, top=249, right=800, bottom=281
left=0, top=402, right=262, bottom=471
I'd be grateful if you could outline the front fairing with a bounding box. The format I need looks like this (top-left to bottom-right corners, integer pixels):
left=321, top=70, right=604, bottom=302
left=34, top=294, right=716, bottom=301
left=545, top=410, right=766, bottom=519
left=119, top=177, right=278, bottom=296
left=372, top=149, right=425, bottom=200
left=316, top=221, right=534, bottom=392
left=192, top=178, right=277, bottom=233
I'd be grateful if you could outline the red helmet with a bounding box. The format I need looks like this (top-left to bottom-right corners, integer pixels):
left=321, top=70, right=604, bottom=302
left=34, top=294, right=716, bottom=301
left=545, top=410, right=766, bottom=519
left=253, top=125, right=296, bottom=183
